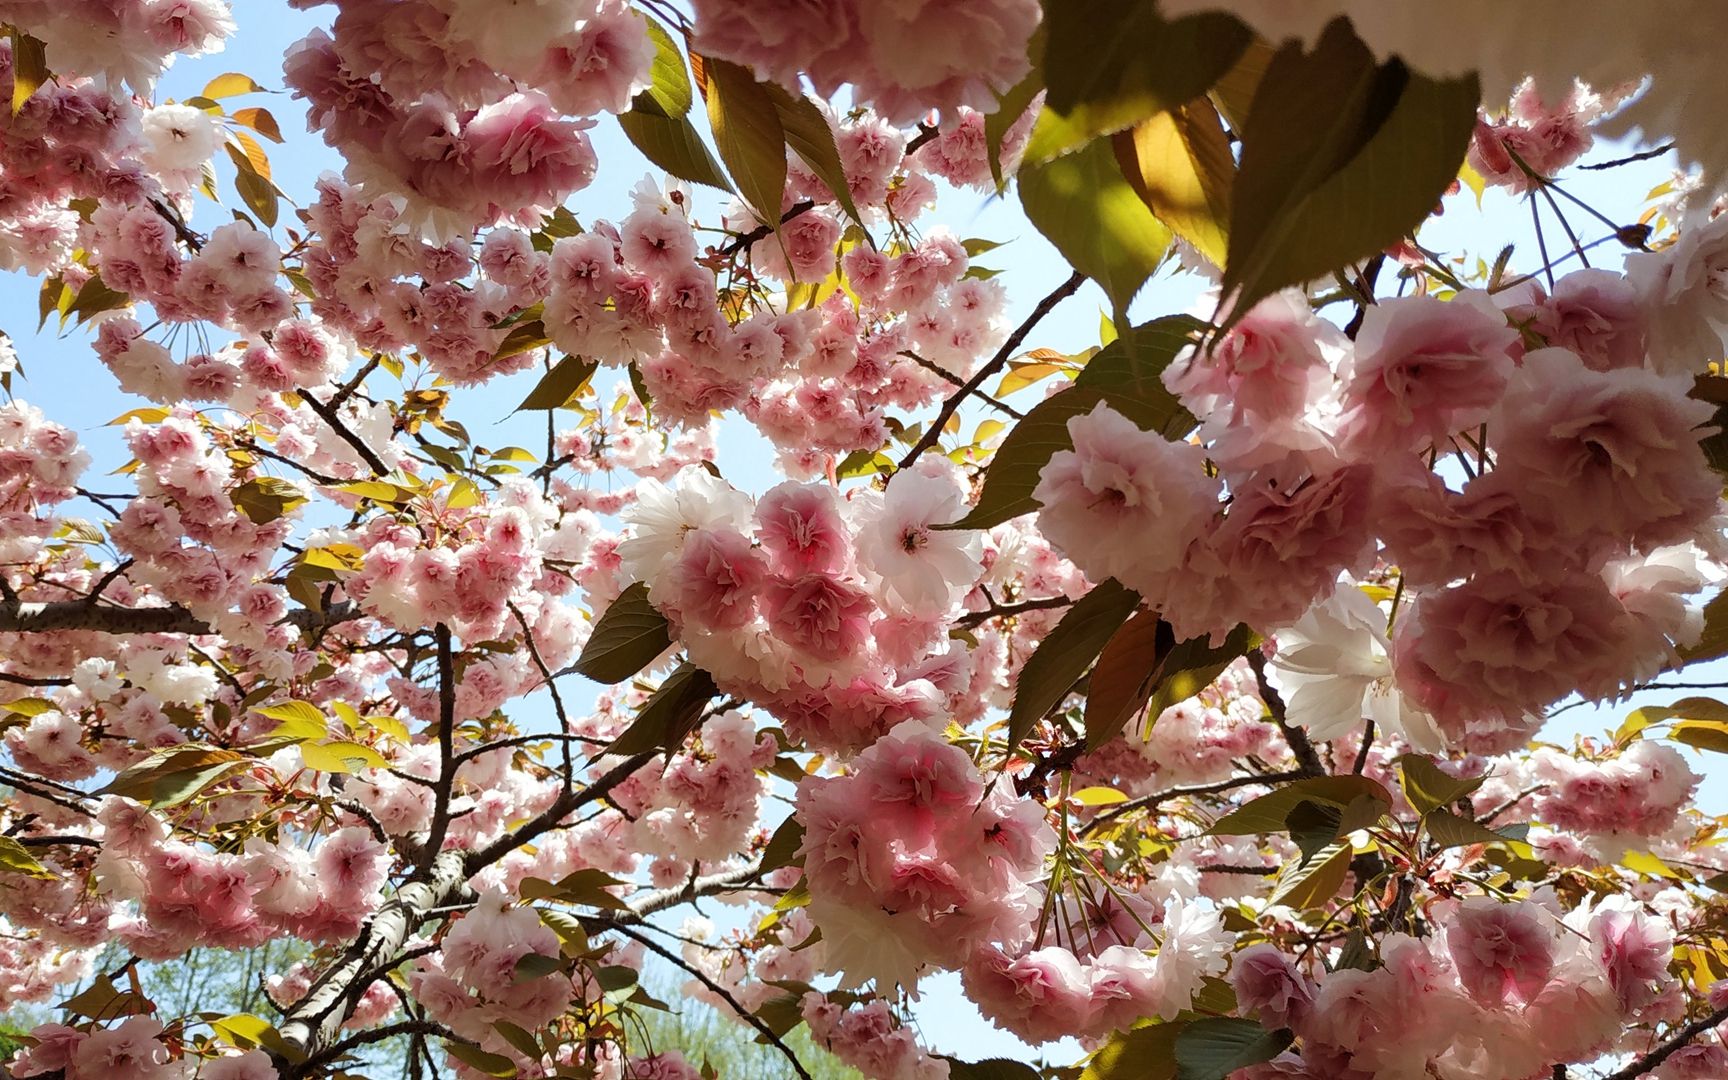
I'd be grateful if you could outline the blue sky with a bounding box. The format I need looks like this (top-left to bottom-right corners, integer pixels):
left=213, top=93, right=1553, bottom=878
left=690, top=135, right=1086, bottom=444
left=2, top=3, right=1724, bottom=1066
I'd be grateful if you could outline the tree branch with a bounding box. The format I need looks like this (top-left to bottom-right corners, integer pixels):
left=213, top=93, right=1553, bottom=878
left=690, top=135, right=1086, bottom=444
left=898, top=270, right=1086, bottom=470
left=296, top=386, right=389, bottom=476
left=1602, top=1006, right=1728, bottom=1079
left=1248, top=650, right=1325, bottom=777
left=605, top=922, right=815, bottom=1080
left=418, top=624, right=458, bottom=872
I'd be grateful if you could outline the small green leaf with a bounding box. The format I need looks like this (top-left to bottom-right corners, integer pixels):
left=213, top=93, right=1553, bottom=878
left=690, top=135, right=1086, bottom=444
left=761, top=816, right=805, bottom=873
left=516, top=355, right=597, bottom=411
left=513, top=953, right=566, bottom=982
left=1210, top=775, right=1392, bottom=836
left=231, top=476, right=307, bottom=524
left=606, top=662, right=719, bottom=756
left=1398, top=754, right=1483, bottom=816
left=0, top=836, right=55, bottom=880
left=1007, top=579, right=1141, bottom=753
left=444, top=1041, right=518, bottom=1077
left=1175, top=1018, right=1294, bottom=1080
left=1425, top=809, right=1506, bottom=850
left=571, top=582, right=672, bottom=683
left=1018, top=137, right=1172, bottom=315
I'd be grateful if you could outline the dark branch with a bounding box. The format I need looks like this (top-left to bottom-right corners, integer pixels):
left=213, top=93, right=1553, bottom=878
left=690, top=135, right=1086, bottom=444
left=898, top=270, right=1086, bottom=470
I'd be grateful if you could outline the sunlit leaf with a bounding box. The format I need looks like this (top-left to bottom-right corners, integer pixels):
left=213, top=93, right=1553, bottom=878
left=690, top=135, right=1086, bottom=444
left=1007, top=579, right=1141, bottom=753
left=1218, top=18, right=1478, bottom=334
left=1019, top=137, right=1172, bottom=314
left=1113, top=99, right=1234, bottom=267
left=571, top=582, right=672, bottom=683
left=704, top=57, right=787, bottom=230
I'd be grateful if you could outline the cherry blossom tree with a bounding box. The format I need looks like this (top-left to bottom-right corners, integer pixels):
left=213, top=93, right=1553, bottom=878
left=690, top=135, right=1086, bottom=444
left=3, top=2, right=1728, bottom=1079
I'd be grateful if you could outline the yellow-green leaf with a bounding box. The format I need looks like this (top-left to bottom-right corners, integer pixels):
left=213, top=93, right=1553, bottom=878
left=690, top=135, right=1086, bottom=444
left=299, top=740, right=388, bottom=774
left=10, top=30, right=47, bottom=115
left=1113, top=99, right=1234, bottom=268
left=1018, top=137, right=1172, bottom=315
left=204, top=72, right=264, bottom=99
left=516, top=354, right=597, bottom=411
left=704, top=57, right=787, bottom=233
left=0, top=836, right=55, bottom=880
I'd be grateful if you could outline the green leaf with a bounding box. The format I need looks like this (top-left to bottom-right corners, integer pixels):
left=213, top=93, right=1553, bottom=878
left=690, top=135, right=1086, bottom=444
left=102, top=746, right=251, bottom=808
left=1398, top=754, right=1483, bottom=816
left=1084, top=609, right=1170, bottom=748
left=1026, top=0, right=1250, bottom=165
left=494, top=318, right=552, bottom=362
left=520, top=868, right=632, bottom=911
left=1425, top=809, right=1506, bottom=850
left=513, top=953, right=566, bottom=982
left=571, top=582, right=672, bottom=683
left=1209, top=38, right=1275, bottom=131
left=0, top=836, right=55, bottom=880
left=231, top=476, right=307, bottom=524
left=618, top=109, right=734, bottom=192
left=1285, top=800, right=1344, bottom=864
left=944, top=1059, right=1045, bottom=1080
left=444, top=1041, right=518, bottom=1077
left=632, top=12, right=691, bottom=117
left=1219, top=18, right=1478, bottom=334
left=606, top=662, right=719, bottom=756
left=9, top=30, right=47, bottom=115
left=1113, top=99, right=1234, bottom=268
left=58, top=974, right=154, bottom=1021
left=1018, top=137, right=1172, bottom=315
left=1175, top=1018, right=1294, bottom=1080
left=492, top=1021, right=543, bottom=1061
left=1007, top=579, right=1141, bottom=753
left=761, top=816, right=805, bottom=873
left=951, top=315, right=1200, bottom=530
left=516, top=355, right=597, bottom=411
left=1210, top=775, right=1392, bottom=836
left=763, top=82, right=862, bottom=226
left=1082, top=1022, right=1182, bottom=1080
left=704, top=57, right=788, bottom=229
left=1141, top=624, right=1260, bottom=732
left=1672, top=719, right=1728, bottom=755
left=232, top=163, right=279, bottom=228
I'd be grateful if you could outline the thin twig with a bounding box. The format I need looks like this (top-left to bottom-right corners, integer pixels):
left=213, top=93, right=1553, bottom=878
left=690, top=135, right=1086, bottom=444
left=955, top=594, right=1073, bottom=630
left=419, top=624, right=458, bottom=872
left=898, top=270, right=1086, bottom=470
left=1580, top=142, right=1675, bottom=170
left=605, top=923, right=815, bottom=1080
